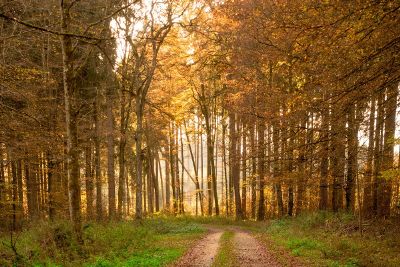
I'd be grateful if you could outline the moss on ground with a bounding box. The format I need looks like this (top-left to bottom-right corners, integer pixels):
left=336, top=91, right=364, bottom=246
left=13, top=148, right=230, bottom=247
left=212, top=231, right=235, bottom=267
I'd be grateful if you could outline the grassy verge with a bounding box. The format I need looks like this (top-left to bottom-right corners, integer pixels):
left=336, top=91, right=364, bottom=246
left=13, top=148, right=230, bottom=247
left=0, top=217, right=205, bottom=267
left=253, top=212, right=400, bottom=267
left=212, top=231, right=235, bottom=267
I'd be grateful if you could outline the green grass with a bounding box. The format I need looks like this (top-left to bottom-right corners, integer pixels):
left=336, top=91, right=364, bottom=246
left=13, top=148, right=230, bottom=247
left=212, top=231, right=235, bottom=267
left=0, top=217, right=205, bottom=267
left=3, top=213, right=399, bottom=267
left=255, top=212, right=400, bottom=267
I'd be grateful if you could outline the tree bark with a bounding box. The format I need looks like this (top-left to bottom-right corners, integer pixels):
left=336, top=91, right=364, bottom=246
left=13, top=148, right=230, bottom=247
left=135, top=102, right=144, bottom=219
left=319, top=99, right=330, bottom=210
left=346, top=103, right=358, bottom=211
left=230, top=112, right=242, bottom=219
left=379, top=85, right=398, bottom=217
left=363, top=96, right=375, bottom=216
left=241, top=121, right=247, bottom=217
left=85, top=144, right=94, bottom=220
left=373, top=90, right=384, bottom=214
left=106, top=94, right=116, bottom=219
left=257, top=120, right=266, bottom=221
left=60, top=0, right=82, bottom=241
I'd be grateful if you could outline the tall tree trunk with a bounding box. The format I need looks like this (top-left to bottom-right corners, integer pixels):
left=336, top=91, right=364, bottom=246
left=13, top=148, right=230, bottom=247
left=47, top=152, right=57, bottom=220
left=250, top=123, right=257, bottom=219
left=135, top=102, right=144, bottom=219
left=169, top=123, right=177, bottom=214
left=60, top=0, right=82, bottom=241
left=222, top=120, right=229, bottom=216
left=230, top=112, right=242, bottom=219
left=26, top=158, right=37, bottom=220
left=184, top=120, right=204, bottom=215
left=175, top=127, right=181, bottom=213
left=0, top=146, right=5, bottom=227
left=287, top=121, right=294, bottom=217
left=206, top=117, right=213, bottom=216
left=273, top=122, right=284, bottom=217
left=157, top=153, right=165, bottom=209
left=85, top=144, right=94, bottom=220
left=164, top=149, right=171, bottom=211
left=379, top=85, right=398, bottom=217
left=363, top=96, right=375, bottom=216
left=241, top=121, right=247, bottom=217
left=106, top=94, right=116, bottom=219
left=94, top=91, right=102, bottom=220
left=175, top=127, right=181, bottom=214
left=39, top=155, right=46, bottom=216
left=296, top=115, right=307, bottom=215
left=11, top=158, right=17, bottom=231
left=373, top=90, right=384, bottom=214
left=147, top=155, right=154, bottom=214
left=332, top=105, right=346, bottom=212
left=346, top=103, right=358, bottom=211
left=118, top=106, right=127, bottom=218
left=153, top=152, right=160, bottom=212
left=257, top=120, right=266, bottom=221
left=17, top=159, right=23, bottom=223
left=319, top=100, right=330, bottom=210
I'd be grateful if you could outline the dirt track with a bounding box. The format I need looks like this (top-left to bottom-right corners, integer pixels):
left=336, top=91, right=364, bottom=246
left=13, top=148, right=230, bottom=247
left=173, top=227, right=285, bottom=267
left=174, top=228, right=223, bottom=267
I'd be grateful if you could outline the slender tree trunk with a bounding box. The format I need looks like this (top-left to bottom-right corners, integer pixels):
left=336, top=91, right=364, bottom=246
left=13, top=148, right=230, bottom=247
left=164, top=149, right=171, bottom=211
left=346, top=103, right=358, bottom=211
left=94, top=92, right=102, bottom=220
left=169, top=123, right=177, bottom=214
left=257, top=120, right=266, bottom=221
left=200, top=121, right=205, bottom=213
left=118, top=108, right=126, bottom=218
left=17, top=159, right=23, bottom=223
left=135, top=102, right=144, bottom=219
left=85, top=144, right=94, bottom=220
left=222, top=120, right=229, bottom=216
left=319, top=100, right=330, bottom=210
left=373, top=91, right=384, bottom=214
left=60, top=0, right=82, bottom=241
left=147, top=155, right=154, bottom=213
left=250, top=123, right=257, bottom=219
left=379, top=85, right=398, bottom=217
left=39, top=155, right=46, bottom=216
left=153, top=151, right=160, bottom=212
left=230, top=112, right=242, bottom=219
left=0, top=146, right=5, bottom=227
left=206, top=117, right=213, bottom=216
left=26, top=158, right=38, bottom=220
left=157, top=153, right=165, bottom=209
left=296, top=115, right=307, bottom=215
left=242, top=121, right=247, bottom=217
left=175, top=127, right=181, bottom=214
left=287, top=120, right=294, bottom=217
left=273, top=122, right=284, bottom=217
left=363, top=97, right=375, bottom=216
left=106, top=94, right=116, bottom=219
left=184, top=120, right=204, bottom=215
left=209, top=126, right=220, bottom=216
left=11, top=158, right=17, bottom=231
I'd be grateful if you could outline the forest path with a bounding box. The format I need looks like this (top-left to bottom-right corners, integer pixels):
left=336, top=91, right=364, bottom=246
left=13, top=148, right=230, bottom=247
left=173, top=227, right=223, bottom=267
left=173, top=226, right=286, bottom=267
left=233, top=229, right=281, bottom=267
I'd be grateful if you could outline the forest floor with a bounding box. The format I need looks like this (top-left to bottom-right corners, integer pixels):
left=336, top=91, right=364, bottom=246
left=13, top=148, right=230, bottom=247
left=1, top=212, right=400, bottom=266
